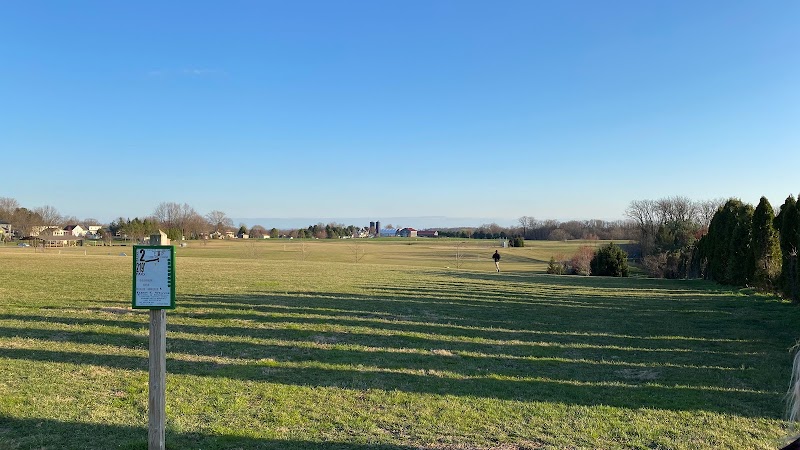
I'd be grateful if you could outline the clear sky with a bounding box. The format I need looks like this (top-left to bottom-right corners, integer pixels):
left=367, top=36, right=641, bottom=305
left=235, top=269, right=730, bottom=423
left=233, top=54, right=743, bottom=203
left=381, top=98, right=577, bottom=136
left=2, top=1, right=798, bottom=226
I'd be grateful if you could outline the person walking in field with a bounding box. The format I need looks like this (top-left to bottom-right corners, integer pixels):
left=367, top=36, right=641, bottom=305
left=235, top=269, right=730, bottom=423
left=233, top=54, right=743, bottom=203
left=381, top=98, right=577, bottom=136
left=492, top=250, right=501, bottom=272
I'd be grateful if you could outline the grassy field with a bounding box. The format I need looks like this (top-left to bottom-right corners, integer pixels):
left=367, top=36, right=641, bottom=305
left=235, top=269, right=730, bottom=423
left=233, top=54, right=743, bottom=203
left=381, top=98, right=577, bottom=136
left=1, top=239, right=798, bottom=449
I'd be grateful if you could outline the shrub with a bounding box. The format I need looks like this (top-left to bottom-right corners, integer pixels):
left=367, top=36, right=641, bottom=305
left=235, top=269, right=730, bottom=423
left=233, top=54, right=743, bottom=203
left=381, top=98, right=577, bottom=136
left=643, top=253, right=667, bottom=278
left=570, top=246, right=595, bottom=276
left=590, top=243, right=629, bottom=277
left=546, top=256, right=564, bottom=275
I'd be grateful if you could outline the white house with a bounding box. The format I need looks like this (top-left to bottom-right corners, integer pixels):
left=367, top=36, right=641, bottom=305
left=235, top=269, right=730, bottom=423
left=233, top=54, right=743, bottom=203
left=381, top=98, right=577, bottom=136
left=64, top=224, right=87, bottom=237
left=40, top=227, right=66, bottom=237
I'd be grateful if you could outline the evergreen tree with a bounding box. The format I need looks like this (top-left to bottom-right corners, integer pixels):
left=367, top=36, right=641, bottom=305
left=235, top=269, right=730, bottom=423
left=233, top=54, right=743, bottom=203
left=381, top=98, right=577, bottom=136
left=546, top=257, right=564, bottom=275
left=727, top=202, right=755, bottom=286
left=705, top=201, right=734, bottom=283
left=590, top=243, right=629, bottom=277
left=703, top=199, right=754, bottom=286
left=775, top=196, right=800, bottom=300
left=751, top=196, right=781, bottom=289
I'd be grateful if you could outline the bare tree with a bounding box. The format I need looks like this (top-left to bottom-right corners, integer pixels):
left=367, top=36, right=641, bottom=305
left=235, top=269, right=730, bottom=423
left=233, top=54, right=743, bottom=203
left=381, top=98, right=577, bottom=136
left=249, top=225, right=267, bottom=239
left=34, top=205, right=62, bottom=227
left=548, top=228, right=573, bottom=241
left=184, top=211, right=208, bottom=239
left=0, top=197, right=19, bottom=221
left=101, top=228, right=114, bottom=246
left=11, top=208, right=41, bottom=237
left=518, top=216, right=536, bottom=239
left=153, top=202, right=200, bottom=238
left=570, top=245, right=595, bottom=276
left=655, top=196, right=696, bottom=225
left=625, top=199, right=658, bottom=255
left=696, top=198, right=725, bottom=228
left=205, top=210, right=233, bottom=234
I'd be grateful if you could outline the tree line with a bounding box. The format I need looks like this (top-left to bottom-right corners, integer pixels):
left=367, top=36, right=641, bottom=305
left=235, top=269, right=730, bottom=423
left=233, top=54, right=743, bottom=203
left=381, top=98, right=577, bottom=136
left=623, top=196, right=726, bottom=279
left=696, top=195, right=800, bottom=301
left=624, top=194, right=800, bottom=301
left=0, top=197, right=396, bottom=242
left=438, top=219, right=639, bottom=241
left=0, top=198, right=248, bottom=242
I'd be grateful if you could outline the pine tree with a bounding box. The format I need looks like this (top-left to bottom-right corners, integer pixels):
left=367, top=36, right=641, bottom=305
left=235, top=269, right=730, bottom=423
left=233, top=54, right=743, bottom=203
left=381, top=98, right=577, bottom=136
left=751, top=196, right=781, bottom=290
left=590, top=243, right=629, bottom=277
left=727, top=203, right=754, bottom=286
left=775, top=196, right=800, bottom=300
left=703, top=199, right=754, bottom=286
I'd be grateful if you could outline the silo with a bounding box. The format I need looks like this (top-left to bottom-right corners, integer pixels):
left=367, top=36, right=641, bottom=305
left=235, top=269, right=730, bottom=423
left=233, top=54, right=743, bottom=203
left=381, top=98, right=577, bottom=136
left=369, top=222, right=375, bottom=235
left=375, top=221, right=381, bottom=236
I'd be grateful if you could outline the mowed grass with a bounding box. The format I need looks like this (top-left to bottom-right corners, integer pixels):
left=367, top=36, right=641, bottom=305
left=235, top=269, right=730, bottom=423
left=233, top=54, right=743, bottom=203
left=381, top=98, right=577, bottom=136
left=0, top=239, right=798, bottom=449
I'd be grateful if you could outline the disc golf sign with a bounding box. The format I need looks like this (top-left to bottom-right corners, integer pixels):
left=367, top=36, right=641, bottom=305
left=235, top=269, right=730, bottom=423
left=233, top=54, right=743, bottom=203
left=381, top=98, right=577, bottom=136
left=132, top=245, right=175, bottom=309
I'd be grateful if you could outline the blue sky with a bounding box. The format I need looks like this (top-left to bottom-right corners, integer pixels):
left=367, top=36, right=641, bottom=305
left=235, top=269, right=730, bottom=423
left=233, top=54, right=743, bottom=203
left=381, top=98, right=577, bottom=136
left=2, top=1, right=798, bottom=226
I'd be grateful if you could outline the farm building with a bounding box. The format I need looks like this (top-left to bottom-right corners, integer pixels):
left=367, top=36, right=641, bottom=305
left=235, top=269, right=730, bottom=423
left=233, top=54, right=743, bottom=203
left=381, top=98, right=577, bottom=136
left=397, top=227, right=418, bottom=238
left=417, top=230, right=439, bottom=238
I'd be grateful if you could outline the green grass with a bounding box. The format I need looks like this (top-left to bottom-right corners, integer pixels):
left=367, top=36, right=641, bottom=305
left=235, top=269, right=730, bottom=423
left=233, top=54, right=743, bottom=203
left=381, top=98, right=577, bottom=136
left=1, top=239, right=798, bottom=449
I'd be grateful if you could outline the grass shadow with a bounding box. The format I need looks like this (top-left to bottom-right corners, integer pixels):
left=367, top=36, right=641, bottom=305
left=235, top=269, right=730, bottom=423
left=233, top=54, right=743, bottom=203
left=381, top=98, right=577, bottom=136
left=0, top=415, right=422, bottom=450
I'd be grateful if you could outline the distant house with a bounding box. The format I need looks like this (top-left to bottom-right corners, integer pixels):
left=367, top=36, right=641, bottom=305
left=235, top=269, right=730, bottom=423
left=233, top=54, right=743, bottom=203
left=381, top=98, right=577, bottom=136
left=40, top=227, right=66, bottom=237
left=238, top=233, right=249, bottom=239
left=417, top=230, right=439, bottom=238
left=225, top=231, right=235, bottom=239
left=0, top=222, right=11, bottom=238
left=87, top=225, right=103, bottom=235
left=397, top=227, right=418, bottom=238
left=64, top=224, right=87, bottom=237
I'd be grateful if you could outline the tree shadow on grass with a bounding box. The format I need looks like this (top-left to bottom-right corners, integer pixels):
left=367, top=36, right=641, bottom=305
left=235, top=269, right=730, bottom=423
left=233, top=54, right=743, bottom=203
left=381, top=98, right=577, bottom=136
left=3, top=279, right=797, bottom=421
left=434, top=270, right=741, bottom=295
left=0, top=346, right=782, bottom=419
left=0, top=415, right=420, bottom=450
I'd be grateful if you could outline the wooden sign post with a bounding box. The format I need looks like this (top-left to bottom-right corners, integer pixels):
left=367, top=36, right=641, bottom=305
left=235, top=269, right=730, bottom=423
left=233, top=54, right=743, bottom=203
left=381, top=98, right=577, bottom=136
left=132, top=245, right=176, bottom=450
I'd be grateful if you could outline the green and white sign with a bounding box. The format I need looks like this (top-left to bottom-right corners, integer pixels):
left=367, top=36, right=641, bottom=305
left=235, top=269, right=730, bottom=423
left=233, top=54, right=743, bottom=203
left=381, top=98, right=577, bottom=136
left=132, top=245, right=176, bottom=309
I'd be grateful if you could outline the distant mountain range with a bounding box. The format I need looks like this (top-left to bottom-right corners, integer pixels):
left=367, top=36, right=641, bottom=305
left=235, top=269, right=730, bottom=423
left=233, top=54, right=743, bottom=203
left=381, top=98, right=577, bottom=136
left=233, top=217, right=516, bottom=230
